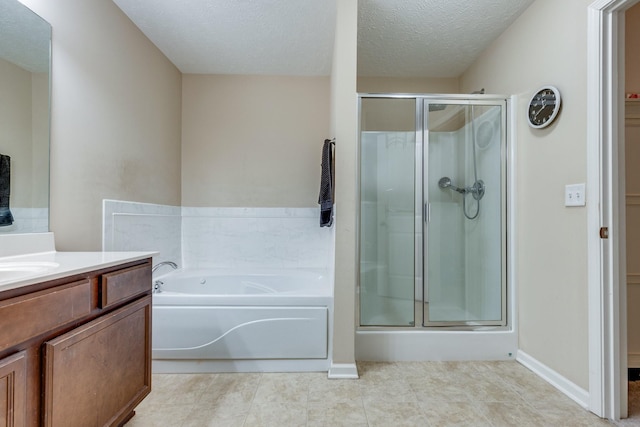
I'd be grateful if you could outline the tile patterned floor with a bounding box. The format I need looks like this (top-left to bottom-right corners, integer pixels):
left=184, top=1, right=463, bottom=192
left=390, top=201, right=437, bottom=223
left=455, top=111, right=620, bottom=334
left=126, top=361, right=616, bottom=427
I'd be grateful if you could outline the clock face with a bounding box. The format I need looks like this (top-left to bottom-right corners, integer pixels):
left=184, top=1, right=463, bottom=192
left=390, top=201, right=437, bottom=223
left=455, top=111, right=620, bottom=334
left=528, top=86, right=561, bottom=129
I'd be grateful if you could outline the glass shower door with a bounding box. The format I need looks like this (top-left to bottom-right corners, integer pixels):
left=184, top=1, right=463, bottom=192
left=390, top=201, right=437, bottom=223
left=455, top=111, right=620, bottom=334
left=423, top=100, right=506, bottom=326
left=359, top=97, right=416, bottom=326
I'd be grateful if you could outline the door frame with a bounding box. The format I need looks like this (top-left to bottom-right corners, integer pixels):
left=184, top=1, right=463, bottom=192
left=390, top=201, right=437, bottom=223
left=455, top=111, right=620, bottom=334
left=587, top=0, right=636, bottom=419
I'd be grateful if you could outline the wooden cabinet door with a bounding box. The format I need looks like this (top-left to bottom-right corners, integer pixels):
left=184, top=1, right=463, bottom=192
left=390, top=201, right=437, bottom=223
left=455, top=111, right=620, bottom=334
left=0, top=351, right=26, bottom=427
left=42, top=296, right=151, bottom=427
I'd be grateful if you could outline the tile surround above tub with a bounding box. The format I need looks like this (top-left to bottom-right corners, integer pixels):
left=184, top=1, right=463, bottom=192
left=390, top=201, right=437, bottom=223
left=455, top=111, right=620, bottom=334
left=0, top=208, right=48, bottom=234
left=102, top=200, right=182, bottom=266
left=181, top=207, right=334, bottom=270
left=102, top=202, right=335, bottom=272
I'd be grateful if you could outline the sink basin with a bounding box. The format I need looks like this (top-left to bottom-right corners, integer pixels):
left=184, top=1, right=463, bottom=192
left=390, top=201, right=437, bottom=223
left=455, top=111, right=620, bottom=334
left=0, top=261, right=60, bottom=284
left=0, top=261, right=59, bottom=272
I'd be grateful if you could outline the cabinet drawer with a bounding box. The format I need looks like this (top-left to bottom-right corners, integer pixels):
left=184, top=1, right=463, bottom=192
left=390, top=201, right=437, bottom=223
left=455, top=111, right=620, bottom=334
left=0, top=280, right=91, bottom=352
left=100, top=264, right=151, bottom=309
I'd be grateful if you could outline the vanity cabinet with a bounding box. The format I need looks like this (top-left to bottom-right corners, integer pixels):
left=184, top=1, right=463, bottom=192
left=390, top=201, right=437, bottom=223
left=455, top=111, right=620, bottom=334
left=43, top=296, right=150, bottom=427
left=0, top=350, right=27, bottom=426
left=0, top=258, right=152, bottom=427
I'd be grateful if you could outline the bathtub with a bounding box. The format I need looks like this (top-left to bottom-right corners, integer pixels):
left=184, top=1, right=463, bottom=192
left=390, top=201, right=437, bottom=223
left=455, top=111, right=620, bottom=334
left=151, top=268, right=333, bottom=373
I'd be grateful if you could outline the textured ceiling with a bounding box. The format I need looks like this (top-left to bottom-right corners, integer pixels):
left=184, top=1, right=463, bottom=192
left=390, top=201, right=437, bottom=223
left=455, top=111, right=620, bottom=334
left=112, top=0, right=337, bottom=76
left=112, top=0, right=535, bottom=78
left=358, top=0, right=536, bottom=77
left=0, top=0, right=50, bottom=73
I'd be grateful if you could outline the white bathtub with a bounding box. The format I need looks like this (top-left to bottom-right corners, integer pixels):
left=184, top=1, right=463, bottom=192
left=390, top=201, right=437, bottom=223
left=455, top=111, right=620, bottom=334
left=151, top=269, right=333, bottom=373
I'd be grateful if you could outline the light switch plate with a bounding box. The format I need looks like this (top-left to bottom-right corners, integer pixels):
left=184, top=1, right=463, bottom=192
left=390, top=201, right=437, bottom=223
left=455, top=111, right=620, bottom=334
left=565, top=183, right=586, bottom=207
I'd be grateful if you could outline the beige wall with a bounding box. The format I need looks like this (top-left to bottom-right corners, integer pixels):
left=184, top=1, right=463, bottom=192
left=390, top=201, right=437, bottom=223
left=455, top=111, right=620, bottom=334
left=462, top=0, right=591, bottom=389
left=357, top=77, right=460, bottom=141
left=181, top=74, right=330, bottom=207
left=0, top=61, right=49, bottom=211
left=0, top=59, right=33, bottom=208
left=357, top=76, right=460, bottom=94
left=331, top=0, right=358, bottom=366
left=20, top=0, right=182, bottom=251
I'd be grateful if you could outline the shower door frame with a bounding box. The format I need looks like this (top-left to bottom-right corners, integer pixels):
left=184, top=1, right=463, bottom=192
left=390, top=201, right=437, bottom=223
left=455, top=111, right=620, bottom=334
left=357, top=93, right=510, bottom=330
left=420, top=97, right=508, bottom=328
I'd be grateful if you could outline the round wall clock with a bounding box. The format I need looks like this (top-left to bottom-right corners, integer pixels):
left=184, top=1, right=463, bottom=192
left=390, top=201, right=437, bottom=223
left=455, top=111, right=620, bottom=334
left=527, top=86, right=561, bottom=129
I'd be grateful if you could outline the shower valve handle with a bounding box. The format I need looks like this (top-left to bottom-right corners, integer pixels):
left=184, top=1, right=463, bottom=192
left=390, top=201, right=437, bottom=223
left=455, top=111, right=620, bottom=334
left=438, top=176, right=466, bottom=194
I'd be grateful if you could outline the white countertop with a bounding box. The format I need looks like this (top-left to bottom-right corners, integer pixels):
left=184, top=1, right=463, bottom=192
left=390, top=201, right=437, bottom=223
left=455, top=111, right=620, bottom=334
left=0, top=250, right=157, bottom=292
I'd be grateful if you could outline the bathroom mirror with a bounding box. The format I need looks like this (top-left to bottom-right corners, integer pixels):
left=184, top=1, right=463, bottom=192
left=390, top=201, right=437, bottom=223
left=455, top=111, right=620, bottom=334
left=0, top=0, right=51, bottom=234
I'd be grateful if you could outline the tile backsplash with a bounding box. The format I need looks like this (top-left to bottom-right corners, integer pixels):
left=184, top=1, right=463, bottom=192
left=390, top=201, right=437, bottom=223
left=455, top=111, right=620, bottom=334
left=103, top=201, right=334, bottom=271
left=0, top=208, right=48, bottom=234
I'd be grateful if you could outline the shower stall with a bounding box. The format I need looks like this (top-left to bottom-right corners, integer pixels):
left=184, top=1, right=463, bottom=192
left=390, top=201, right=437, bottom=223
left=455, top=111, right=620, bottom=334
left=358, top=94, right=511, bottom=345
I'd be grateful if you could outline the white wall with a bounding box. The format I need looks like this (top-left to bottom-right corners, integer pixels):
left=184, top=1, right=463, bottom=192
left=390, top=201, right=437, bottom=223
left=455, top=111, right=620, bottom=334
left=20, top=0, right=183, bottom=251
left=462, top=0, right=591, bottom=389
left=181, top=74, right=330, bottom=208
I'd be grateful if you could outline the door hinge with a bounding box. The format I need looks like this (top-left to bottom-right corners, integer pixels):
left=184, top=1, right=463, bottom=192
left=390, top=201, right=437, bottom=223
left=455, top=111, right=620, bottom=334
left=600, top=227, right=609, bottom=239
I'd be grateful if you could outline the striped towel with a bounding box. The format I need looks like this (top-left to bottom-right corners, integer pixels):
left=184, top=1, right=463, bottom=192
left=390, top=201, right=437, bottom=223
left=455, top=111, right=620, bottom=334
left=0, top=154, right=14, bottom=227
left=318, top=139, right=334, bottom=227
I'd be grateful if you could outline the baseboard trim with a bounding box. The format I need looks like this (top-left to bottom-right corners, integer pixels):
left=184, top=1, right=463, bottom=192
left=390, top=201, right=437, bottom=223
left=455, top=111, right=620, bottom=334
left=517, top=350, right=589, bottom=409
left=328, top=363, right=359, bottom=379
